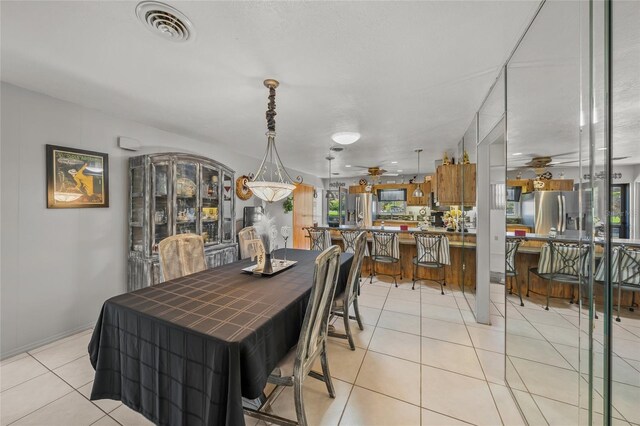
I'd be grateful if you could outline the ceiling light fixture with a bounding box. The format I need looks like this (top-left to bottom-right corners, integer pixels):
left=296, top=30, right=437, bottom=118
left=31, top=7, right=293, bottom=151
left=391, top=161, right=398, bottom=164
left=512, top=152, right=523, bottom=156
left=246, top=79, right=302, bottom=203
left=345, top=165, right=352, bottom=168
left=412, top=149, right=424, bottom=198
left=331, top=132, right=361, bottom=145
left=326, top=156, right=336, bottom=199
left=398, top=169, right=403, bottom=173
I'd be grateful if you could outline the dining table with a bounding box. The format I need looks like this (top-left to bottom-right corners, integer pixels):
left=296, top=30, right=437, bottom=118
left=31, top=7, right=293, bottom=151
left=88, top=248, right=353, bottom=426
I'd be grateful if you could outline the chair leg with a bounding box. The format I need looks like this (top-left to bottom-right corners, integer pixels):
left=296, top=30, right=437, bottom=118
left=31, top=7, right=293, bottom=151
left=569, top=287, right=574, bottom=304
left=320, top=343, right=336, bottom=398
left=616, top=283, right=622, bottom=322
left=412, top=262, right=417, bottom=290
left=545, top=280, right=551, bottom=311
left=343, top=306, right=355, bottom=350
left=294, top=380, right=308, bottom=426
left=526, top=271, right=531, bottom=297
left=516, top=276, right=524, bottom=307
left=353, top=298, right=364, bottom=330
left=369, top=259, right=375, bottom=284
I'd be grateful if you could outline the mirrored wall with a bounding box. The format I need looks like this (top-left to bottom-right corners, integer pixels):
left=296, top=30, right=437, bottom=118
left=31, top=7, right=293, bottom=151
left=503, top=0, right=640, bottom=424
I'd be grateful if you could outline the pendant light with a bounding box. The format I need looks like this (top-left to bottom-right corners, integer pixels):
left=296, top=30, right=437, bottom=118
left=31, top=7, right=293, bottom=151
left=325, top=156, right=336, bottom=199
left=246, top=79, right=302, bottom=203
left=413, top=149, right=424, bottom=198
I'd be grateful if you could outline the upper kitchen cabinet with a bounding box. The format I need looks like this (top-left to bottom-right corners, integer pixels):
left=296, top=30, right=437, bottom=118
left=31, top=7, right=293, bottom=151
left=537, top=179, right=574, bottom=191
left=407, top=180, right=431, bottom=206
left=348, top=185, right=367, bottom=194
left=436, top=164, right=476, bottom=205
left=506, top=179, right=533, bottom=193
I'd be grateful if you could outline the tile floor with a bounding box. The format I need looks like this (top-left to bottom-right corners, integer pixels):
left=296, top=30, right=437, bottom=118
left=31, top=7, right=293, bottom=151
left=2, top=275, right=636, bottom=425
left=503, top=284, right=640, bottom=426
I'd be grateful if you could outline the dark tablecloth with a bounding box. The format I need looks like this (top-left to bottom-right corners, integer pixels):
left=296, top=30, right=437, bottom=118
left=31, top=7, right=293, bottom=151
left=88, top=249, right=353, bottom=426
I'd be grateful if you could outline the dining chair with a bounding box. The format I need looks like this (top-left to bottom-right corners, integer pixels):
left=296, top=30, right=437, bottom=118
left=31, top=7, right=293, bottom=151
left=340, top=229, right=369, bottom=281
left=330, top=232, right=367, bottom=350
left=158, top=234, right=207, bottom=281
left=245, top=245, right=341, bottom=426
left=527, top=241, right=589, bottom=310
left=308, top=228, right=332, bottom=251
left=411, top=233, right=448, bottom=293
left=506, top=239, right=524, bottom=306
left=369, top=231, right=402, bottom=287
left=238, top=226, right=260, bottom=259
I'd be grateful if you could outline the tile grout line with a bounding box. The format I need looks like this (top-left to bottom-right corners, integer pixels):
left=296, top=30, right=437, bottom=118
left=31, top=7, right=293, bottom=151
left=457, top=285, right=508, bottom=426
left=336, top=276, right=386, bottom=425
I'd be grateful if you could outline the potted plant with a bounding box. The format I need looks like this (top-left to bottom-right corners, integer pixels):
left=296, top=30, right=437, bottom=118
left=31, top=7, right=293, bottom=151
left=283, top=196, right=293, bottom=213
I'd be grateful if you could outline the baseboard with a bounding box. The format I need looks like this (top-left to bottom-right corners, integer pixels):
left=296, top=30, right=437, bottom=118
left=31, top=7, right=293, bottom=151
left=1, top=322, right=94, bottom=360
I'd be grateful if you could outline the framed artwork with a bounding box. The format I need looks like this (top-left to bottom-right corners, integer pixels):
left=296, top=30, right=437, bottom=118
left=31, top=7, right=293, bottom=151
left=46, top=144, right=109, bottom=208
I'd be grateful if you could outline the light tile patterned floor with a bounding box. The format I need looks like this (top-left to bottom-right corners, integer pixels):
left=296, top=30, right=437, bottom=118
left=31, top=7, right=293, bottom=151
left=504, top=283, right=640, bottom=426
left=7, top=275, right=635, bottom=425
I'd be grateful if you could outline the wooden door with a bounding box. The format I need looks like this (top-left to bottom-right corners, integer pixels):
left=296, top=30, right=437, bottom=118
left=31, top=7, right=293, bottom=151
left=292, top=183, right=314, bottom=249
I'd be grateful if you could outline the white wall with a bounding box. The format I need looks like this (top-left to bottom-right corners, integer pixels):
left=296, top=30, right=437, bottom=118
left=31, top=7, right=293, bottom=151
left=0, top=83, right=321, bottom=358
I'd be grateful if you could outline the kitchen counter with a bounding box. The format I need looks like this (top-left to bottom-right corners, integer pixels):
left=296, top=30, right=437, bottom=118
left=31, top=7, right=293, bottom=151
left=506, top=232, right=640, bottom=247
left=318, top=224, right=477, bottom=235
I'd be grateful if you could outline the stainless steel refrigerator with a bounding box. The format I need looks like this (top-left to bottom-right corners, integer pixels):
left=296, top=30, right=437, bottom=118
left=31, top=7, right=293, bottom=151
left=521, top=191, right=584, bottom=235
left=339, top=193, right=378, bottom=227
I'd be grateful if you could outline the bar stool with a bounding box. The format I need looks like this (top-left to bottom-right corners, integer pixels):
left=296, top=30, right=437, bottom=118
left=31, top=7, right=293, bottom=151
left=506, top=239, right=523, bottom=306
left=412, top=233, right=447, bottom=293
left=369, top=231, right=402, bottom=287
left=527, top=241, right=589, bottom=310
left=307, top=228, right=332, bottom=251
left=614, top=246, right=640, bottom=321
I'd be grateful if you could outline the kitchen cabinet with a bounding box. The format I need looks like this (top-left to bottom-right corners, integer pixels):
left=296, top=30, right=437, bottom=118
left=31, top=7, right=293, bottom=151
left=407, top=181, right=431, bottom=206
left=541, top=179, right=574, bottom=191
left=436, top=164, right=476, bottom=206
left=507, top=179, right=534, bottom=193
left=349, top=185, right=367, bottom=194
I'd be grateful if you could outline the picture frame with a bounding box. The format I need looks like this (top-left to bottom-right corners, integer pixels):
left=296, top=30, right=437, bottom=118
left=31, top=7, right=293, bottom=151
left=46, top=144, right=109, bottom=208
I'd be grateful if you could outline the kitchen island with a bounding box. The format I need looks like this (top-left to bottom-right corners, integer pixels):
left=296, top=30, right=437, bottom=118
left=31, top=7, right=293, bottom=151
left=315, top=225, right=477, bottom=290
left=506, top=232, right=639, bottom=306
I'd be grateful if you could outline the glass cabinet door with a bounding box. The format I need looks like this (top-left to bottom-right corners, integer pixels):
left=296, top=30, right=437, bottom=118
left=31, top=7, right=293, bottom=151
left=201, top=165, right=220, bottom=245
left=221, top=172, right=234, bottom=242
left=175, top=161, right=198, bottom=235
left=130, top=165, right=145, bottom=252
left=151, top=162, right=170, bottom=252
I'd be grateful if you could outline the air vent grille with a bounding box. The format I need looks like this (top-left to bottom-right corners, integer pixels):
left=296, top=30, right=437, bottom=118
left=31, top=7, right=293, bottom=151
left=136, top=1, right=194, bottom=42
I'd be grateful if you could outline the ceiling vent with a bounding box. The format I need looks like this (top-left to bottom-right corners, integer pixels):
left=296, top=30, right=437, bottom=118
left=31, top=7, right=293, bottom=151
left=136, top=1, right=194, bottom=42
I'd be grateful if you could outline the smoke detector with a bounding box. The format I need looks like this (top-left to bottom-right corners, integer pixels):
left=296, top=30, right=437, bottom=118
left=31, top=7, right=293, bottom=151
left=136, top=1, right=194, bottom=42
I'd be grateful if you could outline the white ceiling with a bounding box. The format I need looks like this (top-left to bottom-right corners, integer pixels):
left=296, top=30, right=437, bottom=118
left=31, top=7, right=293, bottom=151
left=505, top=0, right=640, bottom=174
left=1, top=1, right=541, bottom=178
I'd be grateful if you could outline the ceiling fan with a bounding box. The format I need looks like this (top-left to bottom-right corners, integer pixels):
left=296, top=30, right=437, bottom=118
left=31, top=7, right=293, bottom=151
left=512, top=153, right=580, bottom=177
left=352, top=165, right=399, bottom=178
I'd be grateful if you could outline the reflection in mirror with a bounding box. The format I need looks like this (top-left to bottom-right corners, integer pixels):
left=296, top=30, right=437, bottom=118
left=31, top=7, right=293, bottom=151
left=461, top=114, right=478, bottom=315
left=609, top=1, right=640, bottom=423
left=504, top=1, right=589, bottom=423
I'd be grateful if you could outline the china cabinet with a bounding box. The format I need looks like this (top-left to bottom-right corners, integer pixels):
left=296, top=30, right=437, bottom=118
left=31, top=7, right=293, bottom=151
left=128, top=153, right=237, bottom=290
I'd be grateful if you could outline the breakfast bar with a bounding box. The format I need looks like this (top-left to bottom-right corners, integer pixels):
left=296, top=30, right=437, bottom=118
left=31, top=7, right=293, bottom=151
left=314, top=225, right=477, bottom=290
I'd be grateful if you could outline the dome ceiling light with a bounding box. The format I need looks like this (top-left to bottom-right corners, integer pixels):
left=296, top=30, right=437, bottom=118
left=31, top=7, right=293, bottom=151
left=331, top=132, right=361, bottom=145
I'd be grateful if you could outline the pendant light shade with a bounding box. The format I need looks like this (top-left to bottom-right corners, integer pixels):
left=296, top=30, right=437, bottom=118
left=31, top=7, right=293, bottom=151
left=412, top=149, right=424, bottom=198
left=246, top=79, right=302, bottom=203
